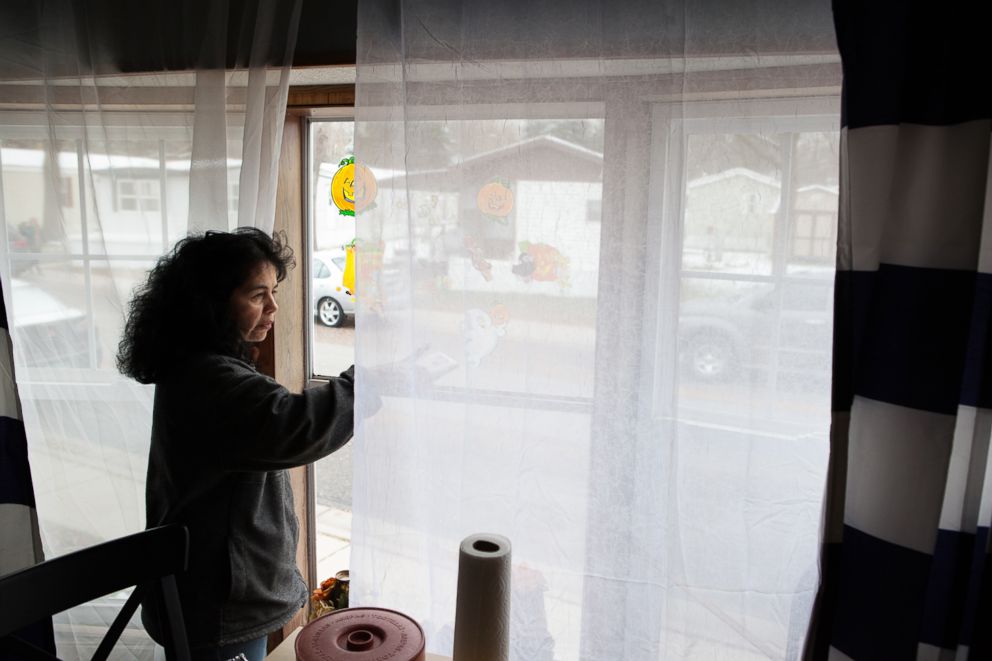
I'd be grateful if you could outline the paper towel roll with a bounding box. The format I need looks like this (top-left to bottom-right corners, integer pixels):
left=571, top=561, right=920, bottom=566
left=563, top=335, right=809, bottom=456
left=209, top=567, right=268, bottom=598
left=452, top=533, right=512, bottom=661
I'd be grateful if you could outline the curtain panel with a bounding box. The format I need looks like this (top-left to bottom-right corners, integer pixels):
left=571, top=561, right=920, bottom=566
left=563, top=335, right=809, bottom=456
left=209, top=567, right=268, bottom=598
left=0, top=1, right=299, bottom=657
left=815, top=1, right=992, bottom=659
left=353, top=1, right=841, bottom=659
left=0, top=280, right=54, bottom=655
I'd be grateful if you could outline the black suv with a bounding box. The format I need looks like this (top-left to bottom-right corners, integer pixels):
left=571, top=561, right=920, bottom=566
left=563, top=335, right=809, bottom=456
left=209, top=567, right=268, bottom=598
left=678, top=279, right=833, bottom=384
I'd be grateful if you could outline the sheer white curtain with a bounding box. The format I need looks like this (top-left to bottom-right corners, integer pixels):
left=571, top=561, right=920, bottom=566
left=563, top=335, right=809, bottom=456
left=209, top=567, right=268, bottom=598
left=353, top=1, right=841, bottom=659
left=0, top=1, right=298, bottom=657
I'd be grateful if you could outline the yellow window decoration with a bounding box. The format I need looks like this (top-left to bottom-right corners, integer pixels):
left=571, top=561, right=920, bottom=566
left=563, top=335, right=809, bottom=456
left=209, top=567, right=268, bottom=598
left=342, top=243, right=356, bottom=293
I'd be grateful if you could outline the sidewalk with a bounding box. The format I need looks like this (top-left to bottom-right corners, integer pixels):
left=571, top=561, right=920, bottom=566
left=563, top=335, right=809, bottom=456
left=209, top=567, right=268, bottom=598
left=314, top=505, right=351, bottom=581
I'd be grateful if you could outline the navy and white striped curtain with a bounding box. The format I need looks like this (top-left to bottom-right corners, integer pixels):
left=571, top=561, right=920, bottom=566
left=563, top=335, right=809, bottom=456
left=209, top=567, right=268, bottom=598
left=0, top=278, right=54, bottom=656
left=814, top=1, right=992, bottom=658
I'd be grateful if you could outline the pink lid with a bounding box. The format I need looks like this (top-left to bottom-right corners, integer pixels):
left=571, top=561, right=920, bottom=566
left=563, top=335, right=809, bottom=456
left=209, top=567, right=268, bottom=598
left=295, top=607, right=426, bottom=661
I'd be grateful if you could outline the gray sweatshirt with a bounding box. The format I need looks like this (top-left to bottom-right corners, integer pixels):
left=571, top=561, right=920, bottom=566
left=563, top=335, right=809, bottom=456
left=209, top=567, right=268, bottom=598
left=141, top=352, right=355, bottom=646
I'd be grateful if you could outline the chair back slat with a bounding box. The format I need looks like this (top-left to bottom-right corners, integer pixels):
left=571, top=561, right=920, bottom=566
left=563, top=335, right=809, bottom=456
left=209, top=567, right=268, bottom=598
left=91, top=584, right=144, bottom=661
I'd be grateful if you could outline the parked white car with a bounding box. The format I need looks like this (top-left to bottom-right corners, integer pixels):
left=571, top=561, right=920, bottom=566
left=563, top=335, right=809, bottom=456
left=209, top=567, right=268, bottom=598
left=312, top=250, right=355, bottom=327
left=8, top=278, right=93, bottom=368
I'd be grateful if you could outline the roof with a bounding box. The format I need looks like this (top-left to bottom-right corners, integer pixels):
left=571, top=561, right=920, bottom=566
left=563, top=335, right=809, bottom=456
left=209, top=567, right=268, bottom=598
left=687, top=167, right=839, bottom=196
left=372, top=134, right=604, bottom=186
left=688, top=167, right=781, bottom=190
left=0, top=147, right=240, bottom=172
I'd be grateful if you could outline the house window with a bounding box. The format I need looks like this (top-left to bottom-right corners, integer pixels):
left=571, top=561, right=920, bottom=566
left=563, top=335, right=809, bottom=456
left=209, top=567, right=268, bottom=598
left=116, top=177, right=160, bottom=212
left=791, top=211, right=835, bottom=259
left=229, top=180, right=240, bottom=214
left=587, top=197, right=602, bottom=222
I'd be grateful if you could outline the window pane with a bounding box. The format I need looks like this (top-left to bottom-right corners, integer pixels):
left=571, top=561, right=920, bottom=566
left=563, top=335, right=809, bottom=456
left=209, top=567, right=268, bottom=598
left=787, top=131, right=839, bottom=276
left=683, top=133, right=784, bottom=276
left=86, top=140, right=166, bottom=256
left=309, top=119, right=357, bottom=584
left=376, top=117, right=604, bottom=400
left=673, top=123, right=836, bottom=428
left=2, top=139, right=80, bottom=264
left=310, top=119, right=356, bottom=377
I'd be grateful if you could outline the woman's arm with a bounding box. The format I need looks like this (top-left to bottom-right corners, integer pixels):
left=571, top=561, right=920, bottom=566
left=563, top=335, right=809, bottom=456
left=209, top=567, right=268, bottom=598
left=174, top=355, right=356, bottom=470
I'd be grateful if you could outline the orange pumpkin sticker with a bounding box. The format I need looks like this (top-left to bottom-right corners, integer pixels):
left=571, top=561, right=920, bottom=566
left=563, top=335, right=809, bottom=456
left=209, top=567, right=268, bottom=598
left=477, top=179, right=514, bottom=222
left=353, top=162, right=378, bottom=213
left=330, top=157, right=356, bottom=216
left=489, top=303, right=510, bottom=327
left=331, top=156, right=378, bottom=217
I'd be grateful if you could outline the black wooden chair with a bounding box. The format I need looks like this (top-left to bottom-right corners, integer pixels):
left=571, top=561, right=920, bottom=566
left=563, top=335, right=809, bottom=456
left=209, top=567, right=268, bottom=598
left=0, top=525, right=191, bottom=661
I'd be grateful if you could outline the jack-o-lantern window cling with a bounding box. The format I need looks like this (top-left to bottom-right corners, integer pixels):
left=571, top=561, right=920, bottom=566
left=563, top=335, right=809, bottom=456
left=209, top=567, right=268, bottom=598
left=512, top=241, right=571, bottom=288
left=330, top=156, right=378, bottom=217
left=476, top=178, right=514, bottom=223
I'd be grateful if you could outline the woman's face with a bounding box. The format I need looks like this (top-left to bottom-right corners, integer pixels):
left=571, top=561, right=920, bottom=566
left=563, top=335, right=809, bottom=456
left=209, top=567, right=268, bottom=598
left=230, top=261, right=279, bottom=342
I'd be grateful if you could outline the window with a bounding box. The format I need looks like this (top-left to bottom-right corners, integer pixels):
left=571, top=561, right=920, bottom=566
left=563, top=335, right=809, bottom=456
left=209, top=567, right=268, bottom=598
left=0, top=117, right=278, bottom=653
left=306, top=116, right=357, bottom=582
left=587, top=197, right=602, bottom=222
left=2, top=78, right=357, bottom=657
left=295, top=96, right=837, bottom=657
left=339, top=116, right=605, bottom=402
left=653, top=105, right=838, bottom=416
left=116, top=177, right=160, bottom=212
left=307, top=116, right=356, bottom=363
left=331, top=98, right=838, bottom=657
left=0, top=126, right=195, bottom=657
left=229, top=180, right=240, bottom=214
left=791, top=210, right=836, bottom=260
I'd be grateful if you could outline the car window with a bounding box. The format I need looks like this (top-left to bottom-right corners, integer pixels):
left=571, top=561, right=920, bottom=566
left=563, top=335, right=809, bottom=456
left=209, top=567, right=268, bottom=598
left=315, top=259, right=331, bottom=279
left=331, top=257, right=345, bottom=271
left=748, top=283, right=831, bottom=313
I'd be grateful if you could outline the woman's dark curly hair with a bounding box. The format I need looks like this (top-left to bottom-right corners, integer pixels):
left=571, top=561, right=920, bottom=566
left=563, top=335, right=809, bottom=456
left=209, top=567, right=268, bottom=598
left=117, top=227, right=295, bottom=384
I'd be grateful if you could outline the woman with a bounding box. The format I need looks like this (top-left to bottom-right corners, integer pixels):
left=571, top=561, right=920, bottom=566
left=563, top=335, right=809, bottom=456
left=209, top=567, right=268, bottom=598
left=117, top=228, right=356, bottom=661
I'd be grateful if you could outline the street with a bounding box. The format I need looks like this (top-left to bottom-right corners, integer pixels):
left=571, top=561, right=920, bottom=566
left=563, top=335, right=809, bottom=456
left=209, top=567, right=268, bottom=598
left=312, top=319, right=356, bottom=512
